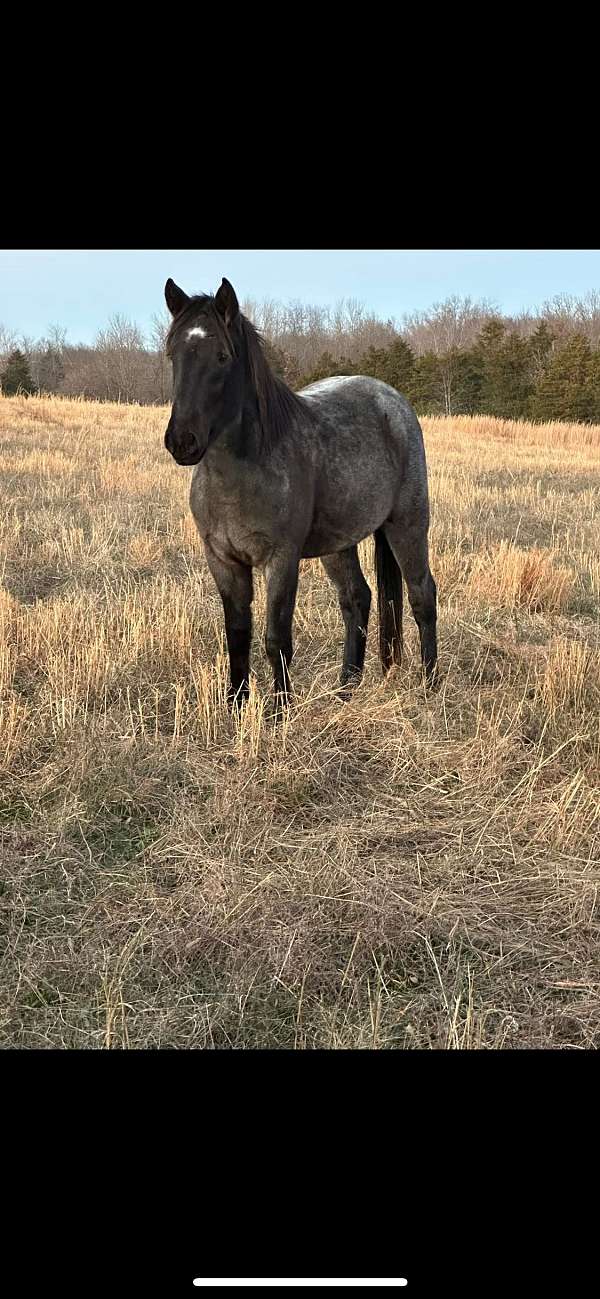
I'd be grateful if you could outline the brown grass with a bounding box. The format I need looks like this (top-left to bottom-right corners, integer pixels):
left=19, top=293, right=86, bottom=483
left=1, top=395, right=600, bottom=1049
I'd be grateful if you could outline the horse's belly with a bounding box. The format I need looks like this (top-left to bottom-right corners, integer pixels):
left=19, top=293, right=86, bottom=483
left=303, top=486, right=394, bottom=558
left=301, top=526, right=373, bottom=558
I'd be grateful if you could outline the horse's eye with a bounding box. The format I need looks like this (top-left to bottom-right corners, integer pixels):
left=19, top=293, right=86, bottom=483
left=218, top=351, right=228, bottom=364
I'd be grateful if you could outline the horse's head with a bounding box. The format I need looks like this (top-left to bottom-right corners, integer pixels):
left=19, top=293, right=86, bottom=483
left=163, top=277, right=244, bottom=465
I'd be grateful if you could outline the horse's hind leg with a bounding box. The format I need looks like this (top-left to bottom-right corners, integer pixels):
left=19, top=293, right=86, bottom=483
left=321, top=547, right=372, bottom=688
left=383, top=522, right=438, bottom=684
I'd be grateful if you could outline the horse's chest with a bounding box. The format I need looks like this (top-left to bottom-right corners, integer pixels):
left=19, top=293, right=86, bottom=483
left=189, top=472, right=273, bottom=569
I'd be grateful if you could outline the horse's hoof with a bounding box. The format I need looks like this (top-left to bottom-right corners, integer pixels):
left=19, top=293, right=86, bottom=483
left=338, top=671, right=361, bottom=701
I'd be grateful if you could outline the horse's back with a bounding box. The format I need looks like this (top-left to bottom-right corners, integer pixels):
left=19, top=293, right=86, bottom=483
left=298, top=373, right=427, bottom=476
left=298, top=373, right=423, bottom=438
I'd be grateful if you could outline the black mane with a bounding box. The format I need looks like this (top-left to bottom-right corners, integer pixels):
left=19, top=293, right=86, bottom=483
left=167, top=293, right=311, bottom=453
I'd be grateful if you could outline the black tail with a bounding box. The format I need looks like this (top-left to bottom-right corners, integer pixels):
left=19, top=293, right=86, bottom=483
left=375, top=528, right=403, bottom=672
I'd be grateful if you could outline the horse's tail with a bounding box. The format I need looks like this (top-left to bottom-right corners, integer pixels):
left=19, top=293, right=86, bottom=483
left=374, top=528, right=403, bottom=672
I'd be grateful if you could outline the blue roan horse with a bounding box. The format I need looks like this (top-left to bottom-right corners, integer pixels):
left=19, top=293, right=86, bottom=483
left=164, top=276, right=437, bottom=708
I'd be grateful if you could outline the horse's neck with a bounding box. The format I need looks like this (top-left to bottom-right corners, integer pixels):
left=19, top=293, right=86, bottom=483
left=212, top=404, right=263, bottom=467
left=238, top=385, right=268, bottom=461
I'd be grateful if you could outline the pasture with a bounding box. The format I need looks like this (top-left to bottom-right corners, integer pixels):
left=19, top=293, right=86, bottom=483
left=1, top=393, right=599, bottom=1048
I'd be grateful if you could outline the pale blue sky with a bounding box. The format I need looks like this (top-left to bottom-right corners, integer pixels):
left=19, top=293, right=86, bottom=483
left=2, top=250, right=600, bottom=345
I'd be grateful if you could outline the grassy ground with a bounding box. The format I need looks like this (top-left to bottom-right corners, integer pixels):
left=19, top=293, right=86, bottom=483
left=1, top=393, right=599, bottom=1048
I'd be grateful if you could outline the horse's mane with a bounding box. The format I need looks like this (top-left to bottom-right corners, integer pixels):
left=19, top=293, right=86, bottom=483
left=167, top=294, right=311, bottom=453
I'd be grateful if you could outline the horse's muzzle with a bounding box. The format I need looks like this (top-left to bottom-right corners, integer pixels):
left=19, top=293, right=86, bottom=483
left=170, top=446, right=206, bottom=466
left=164, top=421, right=207, bottom=466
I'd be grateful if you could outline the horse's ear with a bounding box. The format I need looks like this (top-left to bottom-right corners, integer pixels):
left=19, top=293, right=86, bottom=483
left=215, top=278, right=239, bottom=328
left=165, top=278, right=190, bottom=317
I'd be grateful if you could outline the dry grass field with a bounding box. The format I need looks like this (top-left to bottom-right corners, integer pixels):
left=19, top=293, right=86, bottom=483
left=1, top=393, right=599, bottom=1049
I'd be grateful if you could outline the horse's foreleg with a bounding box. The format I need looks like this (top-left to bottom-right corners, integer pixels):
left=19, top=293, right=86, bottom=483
left=204, top=542, right=254, bottom=708
left=264, top=550, right=300, bottom=709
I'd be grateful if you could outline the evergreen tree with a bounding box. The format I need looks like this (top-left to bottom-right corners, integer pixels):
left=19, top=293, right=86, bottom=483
left=527, top=320, right=555, bottom=382
left=302, top=351, right=353, bottom=385
left=1, top=349, right=35, bottom=396
left=400, top=347, right=479, bottom=416
left=475, top=320, right=506, bottom=415
left=589, top=349, right=600, bottom=421
left=411, top=352, right=446, bottom=414
left=354, top=336, right=416, bottom=398
left=475, top=321, right=532, bottom=418
left=496, top=333, right=533, bottom=418
left=529, top=334, right=598, bottom=422
left=444, top=347, right=484, bottom=415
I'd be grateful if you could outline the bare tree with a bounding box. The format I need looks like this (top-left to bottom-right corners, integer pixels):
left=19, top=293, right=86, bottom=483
left=47, top=324, right=68, bottom=353
left=0, top=324, right=19, bottom=362
left=403, top=295, right=498, bottom=354
left=93, top=314, right=150, bottom=402
left=402, top=296, right=498, bottom=414
left=240, top=295, right=400, bottom=378
left=150, top=311, right=171, bottom=403
left=540, top=290, right=600, bottom=348
left=504, top=310, right=538, bottom=340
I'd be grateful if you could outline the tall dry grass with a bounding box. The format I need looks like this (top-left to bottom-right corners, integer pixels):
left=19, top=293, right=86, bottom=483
left=1, top=395, right=600, bottom=1048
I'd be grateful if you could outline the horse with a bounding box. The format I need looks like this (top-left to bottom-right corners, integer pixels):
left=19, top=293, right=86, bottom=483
left=163, top=276, right=437, bottom=709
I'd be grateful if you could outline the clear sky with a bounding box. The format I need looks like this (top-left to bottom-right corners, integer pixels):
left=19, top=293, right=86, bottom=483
left=2, top=249, right=600, bottom=345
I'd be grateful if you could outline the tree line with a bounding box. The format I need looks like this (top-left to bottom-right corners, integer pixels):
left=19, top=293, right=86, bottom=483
left=2, top=290, right=600, bottom=421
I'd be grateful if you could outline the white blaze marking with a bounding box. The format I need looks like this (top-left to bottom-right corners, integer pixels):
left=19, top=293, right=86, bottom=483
left=187, top=326, right=207, bottom=340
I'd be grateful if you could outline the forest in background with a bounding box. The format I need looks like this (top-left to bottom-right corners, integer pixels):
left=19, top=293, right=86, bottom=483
left=2, top=289, right=600, bottom=421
